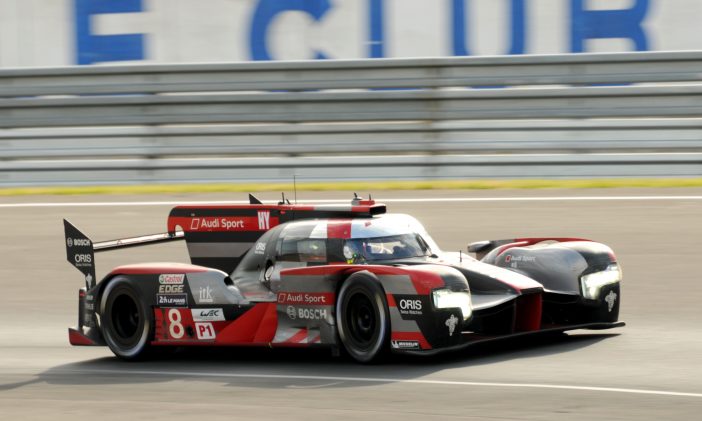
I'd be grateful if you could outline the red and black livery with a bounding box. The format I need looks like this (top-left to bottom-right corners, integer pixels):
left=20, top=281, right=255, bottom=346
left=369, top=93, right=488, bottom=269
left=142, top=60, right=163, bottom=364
left=64, top=194, right=623, bottom=362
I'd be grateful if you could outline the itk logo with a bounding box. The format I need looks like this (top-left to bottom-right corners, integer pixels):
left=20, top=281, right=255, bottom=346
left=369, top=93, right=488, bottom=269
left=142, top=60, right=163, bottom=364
left=445, top=314, right=458, bottom=336
left=199, top=286, right=214, bottom=303
left=258, top=211, right=270, bottom=230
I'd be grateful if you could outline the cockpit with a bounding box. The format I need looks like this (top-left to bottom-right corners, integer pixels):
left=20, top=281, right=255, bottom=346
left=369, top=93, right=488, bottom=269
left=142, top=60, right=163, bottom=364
left=331, top=214, right=441, bottom=263
left=343, top=233, right=434, bottom=263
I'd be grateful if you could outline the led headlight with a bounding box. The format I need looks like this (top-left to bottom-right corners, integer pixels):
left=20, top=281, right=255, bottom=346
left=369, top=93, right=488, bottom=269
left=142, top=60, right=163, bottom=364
left=432, top=289, right=472, bottom=320
left=580, top=263, right=622, bottom=300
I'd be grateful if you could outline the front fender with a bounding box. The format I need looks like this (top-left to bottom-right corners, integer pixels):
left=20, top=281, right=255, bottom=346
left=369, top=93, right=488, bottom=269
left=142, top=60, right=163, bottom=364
left=279, top=264, right=469, bottom=351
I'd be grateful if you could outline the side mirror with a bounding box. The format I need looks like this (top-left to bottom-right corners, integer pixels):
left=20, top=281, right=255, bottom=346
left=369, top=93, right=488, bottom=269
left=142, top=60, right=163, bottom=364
left=468, top=240, right=496, bottom=261
left=262, top=261, right=274, bottom=286
left=468, top=240, right=492, bottom=254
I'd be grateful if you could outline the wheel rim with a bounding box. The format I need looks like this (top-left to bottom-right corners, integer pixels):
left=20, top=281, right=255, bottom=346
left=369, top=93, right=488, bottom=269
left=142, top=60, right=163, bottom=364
left=111, top=293, right=140, bottom=342
left=346, top=292, right=377, bottom=348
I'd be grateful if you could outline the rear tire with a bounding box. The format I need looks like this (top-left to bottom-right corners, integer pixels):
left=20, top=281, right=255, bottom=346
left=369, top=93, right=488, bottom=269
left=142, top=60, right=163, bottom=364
left=100, top=277, right=152, bottom=360
left=336, top=272, right=389, bottom=363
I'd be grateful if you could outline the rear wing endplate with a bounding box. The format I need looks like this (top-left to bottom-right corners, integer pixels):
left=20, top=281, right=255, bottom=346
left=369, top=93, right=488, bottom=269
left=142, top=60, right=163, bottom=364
left=63, top=219, right=184, bottom=289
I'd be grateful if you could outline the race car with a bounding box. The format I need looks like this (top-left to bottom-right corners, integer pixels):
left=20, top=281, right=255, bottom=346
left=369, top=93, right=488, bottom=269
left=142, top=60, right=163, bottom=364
left=64, top=194, right=623, bottom=362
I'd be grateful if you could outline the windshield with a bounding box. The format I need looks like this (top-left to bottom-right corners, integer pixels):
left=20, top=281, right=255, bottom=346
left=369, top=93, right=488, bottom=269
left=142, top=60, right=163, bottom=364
left=343, top=233, right=433, bottom=262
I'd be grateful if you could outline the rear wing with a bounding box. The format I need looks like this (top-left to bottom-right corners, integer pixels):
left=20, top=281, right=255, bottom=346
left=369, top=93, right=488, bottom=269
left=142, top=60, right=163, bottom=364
left=63, top=219, right=183, bottom=289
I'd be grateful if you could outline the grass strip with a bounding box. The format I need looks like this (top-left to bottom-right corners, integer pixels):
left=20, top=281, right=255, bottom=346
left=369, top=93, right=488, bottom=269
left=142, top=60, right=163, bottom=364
left=2, top=178, right=702, bottom=197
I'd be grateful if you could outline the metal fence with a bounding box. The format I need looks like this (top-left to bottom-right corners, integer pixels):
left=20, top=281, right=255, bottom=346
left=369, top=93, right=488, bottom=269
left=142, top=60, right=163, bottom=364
left=1, top=51, right=702, bottom=186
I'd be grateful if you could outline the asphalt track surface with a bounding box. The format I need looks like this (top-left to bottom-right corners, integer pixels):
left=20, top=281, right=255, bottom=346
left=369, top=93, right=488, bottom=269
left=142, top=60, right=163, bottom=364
left=1, top=188, right=701, bottom=420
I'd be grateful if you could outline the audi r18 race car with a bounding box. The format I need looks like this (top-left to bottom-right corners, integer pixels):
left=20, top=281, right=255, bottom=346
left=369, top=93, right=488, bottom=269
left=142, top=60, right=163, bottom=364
left=64, top=194, right=623, bottom=362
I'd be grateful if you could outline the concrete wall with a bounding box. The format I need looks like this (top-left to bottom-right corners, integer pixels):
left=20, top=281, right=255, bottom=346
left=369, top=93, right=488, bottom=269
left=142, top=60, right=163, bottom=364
left=1, top=0, right=701, bottom=67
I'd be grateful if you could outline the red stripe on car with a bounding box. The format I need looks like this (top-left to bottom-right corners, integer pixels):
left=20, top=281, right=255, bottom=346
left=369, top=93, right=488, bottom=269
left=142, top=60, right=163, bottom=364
left=215, top=303, right=277, bottom=344
left=68, top=328, right=98, bottom=346
left=281, top=265, right=446, bottom=295
left=108, top=262, right=209, bottom=277
left=327, top=221, right=352, bottom=239
left=253, top=303, right=278, bottom=343
left=284, top=329, right=309, bottom=344
left=514, top=292, right=543, bottom=332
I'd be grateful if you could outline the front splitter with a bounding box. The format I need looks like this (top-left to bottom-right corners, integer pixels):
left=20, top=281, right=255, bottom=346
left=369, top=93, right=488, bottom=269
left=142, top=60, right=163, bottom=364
left=399, top=321, right=626, bottom=356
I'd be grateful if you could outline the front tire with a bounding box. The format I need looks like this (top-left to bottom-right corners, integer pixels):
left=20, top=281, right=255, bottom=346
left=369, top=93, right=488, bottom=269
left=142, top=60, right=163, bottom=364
left=336, top=272, right=389, bottom=363
left=100, top=277, right=152, bottom=360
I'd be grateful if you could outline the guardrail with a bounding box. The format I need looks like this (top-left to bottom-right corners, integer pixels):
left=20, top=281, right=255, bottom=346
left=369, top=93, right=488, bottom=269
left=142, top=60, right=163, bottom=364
left=1, top=51, right=702, bottom=186
left=3, top=51, right=702, bottom=96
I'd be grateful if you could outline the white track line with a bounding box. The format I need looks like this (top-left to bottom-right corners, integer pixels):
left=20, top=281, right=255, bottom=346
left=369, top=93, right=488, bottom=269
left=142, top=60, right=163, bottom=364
left=61, top=368, right=702, bottom=399
left=2, top=196, right=702, bottom=208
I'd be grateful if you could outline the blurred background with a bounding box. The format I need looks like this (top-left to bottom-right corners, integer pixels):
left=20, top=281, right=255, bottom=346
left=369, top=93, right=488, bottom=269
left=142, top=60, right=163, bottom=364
left=2, top=3, right=702, bottom=420
left=0, top=0, right=701, bottom=188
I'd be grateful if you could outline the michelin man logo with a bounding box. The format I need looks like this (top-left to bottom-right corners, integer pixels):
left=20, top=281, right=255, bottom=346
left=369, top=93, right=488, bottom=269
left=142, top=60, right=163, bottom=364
left=85, top=273, right=93, bottom=285
left=605, top=290, right=618, bottom=312
left=445, top=314, right=458, bottom=336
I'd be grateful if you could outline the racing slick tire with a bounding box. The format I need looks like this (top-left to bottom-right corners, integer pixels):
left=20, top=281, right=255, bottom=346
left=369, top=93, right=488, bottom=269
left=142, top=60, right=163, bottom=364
left=336, top=271, right=390, bottom=363
left=100, top=277, right=153, bottom=361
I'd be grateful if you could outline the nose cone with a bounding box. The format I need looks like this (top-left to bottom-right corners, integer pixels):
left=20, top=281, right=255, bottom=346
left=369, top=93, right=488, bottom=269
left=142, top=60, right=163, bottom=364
left=457, top=258, right=544, bottom=292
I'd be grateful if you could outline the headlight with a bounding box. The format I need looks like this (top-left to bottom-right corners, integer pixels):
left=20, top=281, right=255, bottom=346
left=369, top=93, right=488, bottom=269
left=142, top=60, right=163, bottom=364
left=432, top=289, right=472, bottom=320
left=580, top=263, right=622, bottom=300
